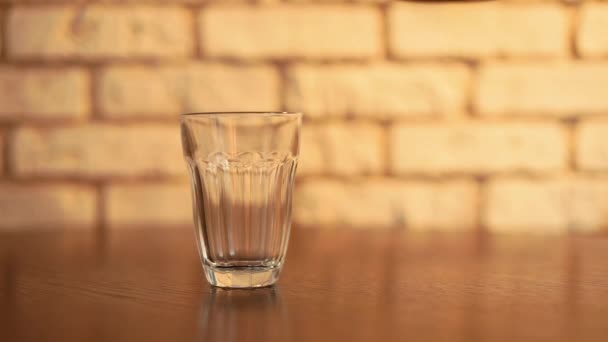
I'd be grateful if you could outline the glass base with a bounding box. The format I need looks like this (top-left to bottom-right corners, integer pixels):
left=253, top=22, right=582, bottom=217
left=203, top=265, right=281, bottom=289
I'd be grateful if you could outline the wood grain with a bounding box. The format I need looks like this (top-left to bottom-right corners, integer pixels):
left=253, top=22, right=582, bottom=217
left=1, top=227, right=607, bottom=342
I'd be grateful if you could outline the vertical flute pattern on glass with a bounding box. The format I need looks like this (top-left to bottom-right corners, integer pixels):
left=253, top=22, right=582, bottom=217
left=186, top=152, right=297, bottom=268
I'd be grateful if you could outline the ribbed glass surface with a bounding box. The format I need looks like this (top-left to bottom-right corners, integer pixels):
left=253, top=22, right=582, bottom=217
left=181, top=112, right=301, bottom=288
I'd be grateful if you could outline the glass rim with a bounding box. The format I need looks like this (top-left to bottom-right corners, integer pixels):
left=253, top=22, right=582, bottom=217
left=181, top=111, right=302, bottom=117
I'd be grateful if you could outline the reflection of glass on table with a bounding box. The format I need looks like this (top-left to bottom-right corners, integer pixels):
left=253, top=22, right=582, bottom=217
left=198, top=287, right=291, bottom=342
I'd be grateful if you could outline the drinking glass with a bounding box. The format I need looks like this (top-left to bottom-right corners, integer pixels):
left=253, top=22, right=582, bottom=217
left=181, top=112, right=301, bottom=288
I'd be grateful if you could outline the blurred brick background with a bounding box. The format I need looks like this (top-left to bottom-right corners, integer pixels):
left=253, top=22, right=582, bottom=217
left=1, top=0, right=608, bottom=234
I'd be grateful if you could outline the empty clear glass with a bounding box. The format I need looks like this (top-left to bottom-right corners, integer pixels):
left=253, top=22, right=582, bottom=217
left=181, top=112, right=301, bottom=288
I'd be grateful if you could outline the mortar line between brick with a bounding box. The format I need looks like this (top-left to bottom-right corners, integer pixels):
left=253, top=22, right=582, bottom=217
left=569, top=3, right=581, bottom=59
left=276, top=61, right=289, bottom=112
left=3, top=58, right=196, bottom=67
left=2, top=56, right=569, bottom=68
left=465, top=61, right=479, bottom=118
left=96, top=178, right=190, bottom=186
left=0, top=176, right=189, bottom=186
left=381, top=122, right=392, bottom=177
left=89, top=65, right=102, bottom=121
left=565, top=119, right=578, bottom=171
left=475, top=176, right=488, bottom=234
left=10, top=116, right=578, bottom=129
left=296, top=171, right=591, bottom=184
left=189, top=4, right=203, bottom=59
left=95, top=182, right=107, bottom=234
left=378, top=2, right=391, bottom=61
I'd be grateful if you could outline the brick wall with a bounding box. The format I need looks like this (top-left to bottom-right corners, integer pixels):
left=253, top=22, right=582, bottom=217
left=1, top=0, right=608, bottom=234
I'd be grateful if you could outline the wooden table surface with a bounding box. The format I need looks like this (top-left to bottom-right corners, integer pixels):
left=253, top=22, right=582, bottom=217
left=1, top=227, right=607, bottom=342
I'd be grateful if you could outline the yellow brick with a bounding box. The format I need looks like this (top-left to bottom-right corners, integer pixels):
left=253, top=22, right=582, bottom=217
left=286, top=64, right=469, bottom=119
left=576, top=120, right=608, bottom=171
left=391, top=122, right=566, bottom=174
left=577, top=3, right=608, bottom=57
left=484, top=179, right=566, bottom=233
left=7, top=6, right=192, bottom=59
left=476, top=62, right=608, bottom=117
left=570, top=179, right=608, bottom=232
left=484, top=178, right=608, bottom=233
left=294, top=180, right=477, bottom=230
left=104, top=183, right=191, bottom=228
left=300, top=123, right=383, bottom=176
left=99, top=64, right=280, bottom=118
left=200, top=5, right=382, bottom=59
left=389, top=2, right=567, bottom=58
left=11, top=125, right=184, bottom=178
left=0, top=184, right=96, bottom=230
left=0, top=67, right=89, bottom=120
left=298, top=125, right=324, bottom=176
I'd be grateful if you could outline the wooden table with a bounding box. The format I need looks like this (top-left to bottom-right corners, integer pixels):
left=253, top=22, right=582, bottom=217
left=1, top=227, right=607, bottom=342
